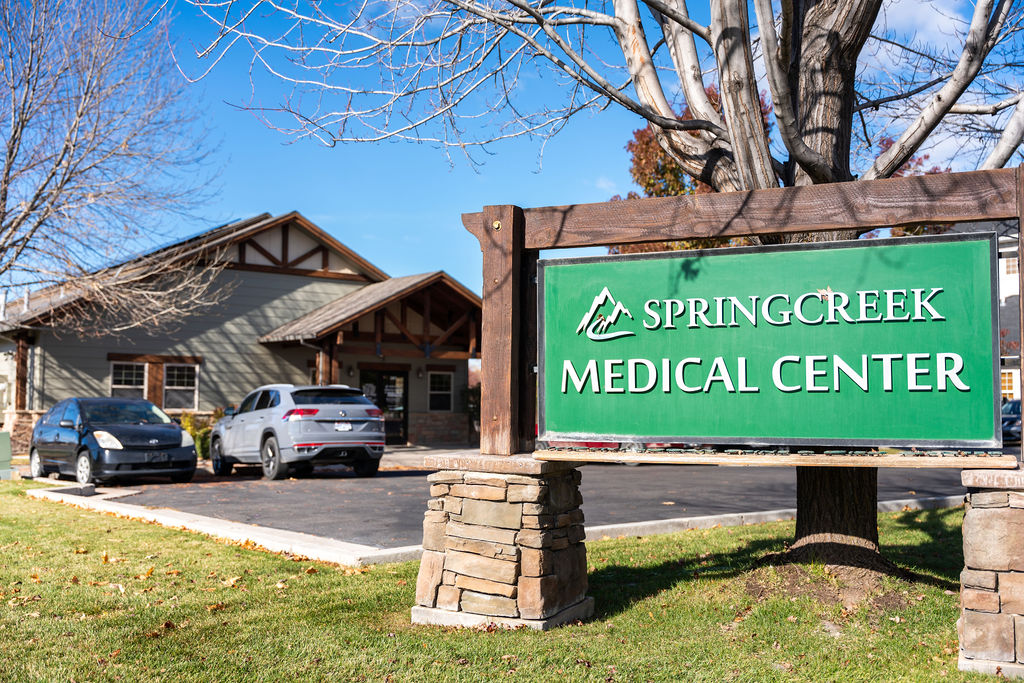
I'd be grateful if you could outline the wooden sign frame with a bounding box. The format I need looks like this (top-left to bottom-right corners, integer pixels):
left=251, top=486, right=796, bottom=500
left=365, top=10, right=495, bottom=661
left=462, top=167, right=1024, bottom=465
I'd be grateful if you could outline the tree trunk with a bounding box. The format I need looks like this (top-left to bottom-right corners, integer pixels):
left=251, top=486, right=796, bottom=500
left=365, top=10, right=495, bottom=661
left=790, top=466, right=889, bottom=566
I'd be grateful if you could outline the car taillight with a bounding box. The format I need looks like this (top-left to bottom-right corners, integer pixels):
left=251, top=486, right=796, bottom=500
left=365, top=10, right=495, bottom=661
left=282, top=408, right=319, bottom=421
left=365, top=408, right=383, bottom=418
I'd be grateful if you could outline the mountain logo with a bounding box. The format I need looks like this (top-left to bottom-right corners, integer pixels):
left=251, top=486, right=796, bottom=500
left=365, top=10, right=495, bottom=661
left=576, top=287, right=635, bottom=341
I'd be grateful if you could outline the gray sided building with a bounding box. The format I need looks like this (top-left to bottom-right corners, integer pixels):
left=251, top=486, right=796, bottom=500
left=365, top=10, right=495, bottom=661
left=0, top=212, right=480, bottom=452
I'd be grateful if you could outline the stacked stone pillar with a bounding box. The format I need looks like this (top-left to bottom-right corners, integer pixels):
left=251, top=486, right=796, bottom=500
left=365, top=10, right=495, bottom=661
left=959, top=468, right=1024, bottom=678
left=412, top=454, right=593, bottom=629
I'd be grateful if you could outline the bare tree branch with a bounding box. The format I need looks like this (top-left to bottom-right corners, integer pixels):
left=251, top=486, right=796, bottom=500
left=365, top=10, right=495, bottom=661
left=864, top=0, right=1014, bottom=180
left=0, top=0, right=222, bottom=336
left=980, top=96, right=1024, bottom=169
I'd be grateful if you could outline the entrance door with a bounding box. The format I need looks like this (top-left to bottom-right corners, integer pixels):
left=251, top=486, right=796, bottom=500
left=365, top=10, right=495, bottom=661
left=360, top=370, right=408, bottom=445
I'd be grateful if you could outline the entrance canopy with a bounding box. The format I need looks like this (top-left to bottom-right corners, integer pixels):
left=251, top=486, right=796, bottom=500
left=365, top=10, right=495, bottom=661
left=260, top=271, right=481, bottom=384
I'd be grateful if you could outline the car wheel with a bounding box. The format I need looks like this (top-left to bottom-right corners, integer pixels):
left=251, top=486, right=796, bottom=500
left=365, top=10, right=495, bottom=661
left=210, top=438, right=233, bottom=476
left=75, top=452, right=94, bottom=486
left=170, top=468, right=196, bottom=484
left=352, top=458, right=379, bottom=478
left=29, top=449, right=45, bottom=479
left=261, top=436, right=289, bottom=480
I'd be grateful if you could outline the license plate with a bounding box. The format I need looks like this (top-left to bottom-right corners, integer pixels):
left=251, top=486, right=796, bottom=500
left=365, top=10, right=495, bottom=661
left=149, top=452, right=168, bottom=463
left=334, top=422, right=353, bottom=432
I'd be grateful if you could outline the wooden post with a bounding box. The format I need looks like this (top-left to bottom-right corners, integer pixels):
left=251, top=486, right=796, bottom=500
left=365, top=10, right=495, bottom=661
left=422, top=290, right=432, bottom=358
left=518, top=248, right=538, bottom=452
left=146, top=362, right=163, bottom=407
left=330, top=344, right=340, bottom=384
left=477, top=205, right=525, bottom=456
left=14, top=334, right=29, bottom=411
left=316, top=346, right=327, bottom=385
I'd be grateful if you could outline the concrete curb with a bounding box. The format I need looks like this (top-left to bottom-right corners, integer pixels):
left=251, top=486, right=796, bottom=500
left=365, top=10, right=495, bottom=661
left=24, top=485, right=966, bottom=566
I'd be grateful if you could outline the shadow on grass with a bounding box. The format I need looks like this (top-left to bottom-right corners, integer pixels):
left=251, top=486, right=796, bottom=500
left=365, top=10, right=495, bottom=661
left=588, top=507, right=963, bottom=619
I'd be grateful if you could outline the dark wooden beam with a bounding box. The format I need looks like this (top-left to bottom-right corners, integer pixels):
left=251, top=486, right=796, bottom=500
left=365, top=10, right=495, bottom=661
left=431, top=311, right=470, bottom=349
left=238, top=241, right=247, bottom=264
left=375, top=309, right=384, bottom=358
left=384, top=308, right=422, bottom=347
left=223, top=262, right=371, bottom=282
left=281, top=224, right=289, bottom=265
left=422, top=290, right=432, bottom=341
left=108, top=353, right=204, bottom=365
left=286, top=245, right=324, bottom=268
left=245, top=238, right=283, bottom=266
left=358, top=361, right=412, bottom=371
left=462, top=168, right=1018, bottom=250
left=341, top=345, right=478, bottom=360
left=321, top=245, right=329, bottom=271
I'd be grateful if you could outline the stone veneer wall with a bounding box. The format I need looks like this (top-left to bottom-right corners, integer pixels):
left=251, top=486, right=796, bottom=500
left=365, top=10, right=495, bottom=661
left=413, top=463, right=592, bottom=628
left=959, top=469, right=1024, bottom=678
left=1, top=410, right=43, bottom=455
left=408, top=411, right=470, bottom=445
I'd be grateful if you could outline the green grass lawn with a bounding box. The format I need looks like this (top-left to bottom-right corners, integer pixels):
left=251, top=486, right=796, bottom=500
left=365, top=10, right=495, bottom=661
left=0, top=480, right=990, bottom=682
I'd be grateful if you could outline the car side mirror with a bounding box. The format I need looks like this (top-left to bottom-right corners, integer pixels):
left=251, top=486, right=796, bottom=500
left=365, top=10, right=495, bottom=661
left=58, top=419, right=74, bottom=429
left=223, top=407, right=237, bottom=417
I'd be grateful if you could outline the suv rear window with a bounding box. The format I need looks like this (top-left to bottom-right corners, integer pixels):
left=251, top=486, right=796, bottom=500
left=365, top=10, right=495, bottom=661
left=291, top=389, right=373, bottom=405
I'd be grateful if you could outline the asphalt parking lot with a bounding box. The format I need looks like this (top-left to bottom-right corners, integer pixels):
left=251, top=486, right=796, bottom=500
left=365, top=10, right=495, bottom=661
left=118, top=458, right=975, bottom=549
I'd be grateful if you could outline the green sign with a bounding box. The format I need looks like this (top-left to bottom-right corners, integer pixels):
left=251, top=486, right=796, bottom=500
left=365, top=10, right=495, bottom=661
left=538, top=234, right=999, bottom=448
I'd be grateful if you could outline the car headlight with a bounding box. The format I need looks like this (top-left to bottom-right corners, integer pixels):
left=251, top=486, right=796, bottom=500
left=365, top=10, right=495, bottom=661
left=181, top=430, right=195, bottom=448
left=94, top=431, right=123, bottom=450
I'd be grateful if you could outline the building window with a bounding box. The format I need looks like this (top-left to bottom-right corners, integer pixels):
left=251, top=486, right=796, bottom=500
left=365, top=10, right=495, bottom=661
left=164, top=364, right=198, bottom=410
left=1007, top=258, right=1019, bottom=275
left=428, top=371, right=453, bottom=411
left=1001, top=370, right=1016, bottom=399
left=110, top=362, right=145, bottom=399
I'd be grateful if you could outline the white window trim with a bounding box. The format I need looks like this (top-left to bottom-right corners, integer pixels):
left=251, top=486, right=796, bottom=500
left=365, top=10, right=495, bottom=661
left=427, top=370, right=454, bottom=413
left=110, top=361, right=147, bottom=398
left=163, top=363, right=199, bottom=412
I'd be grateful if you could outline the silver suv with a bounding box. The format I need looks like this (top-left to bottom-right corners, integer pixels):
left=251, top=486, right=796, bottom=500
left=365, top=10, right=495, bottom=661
left=209, top=384, right=385, bottom=480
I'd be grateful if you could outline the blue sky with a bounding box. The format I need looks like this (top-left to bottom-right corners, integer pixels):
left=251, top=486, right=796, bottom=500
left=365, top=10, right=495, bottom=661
left=166, top=14, right=644, bottom=296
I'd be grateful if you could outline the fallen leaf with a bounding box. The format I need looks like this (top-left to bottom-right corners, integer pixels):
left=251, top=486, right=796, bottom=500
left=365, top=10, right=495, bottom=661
left=304, top=567, right=318, bottom=575
left=206, top=602, right=226, bottom=612
left=221, top=576, right=241, bottom=588
left=786, top=616, right=798, bottom=623
left=70, top=576, right=79, bottom=585
left=396, top=580, right=407, bottom=586
left=165, top=569, right=181, bottom=576
left=101, top=551, right=109, bottom=564
left=275, top=580, right=287, bottom=589
left=74, top=548, right=88, bottom=555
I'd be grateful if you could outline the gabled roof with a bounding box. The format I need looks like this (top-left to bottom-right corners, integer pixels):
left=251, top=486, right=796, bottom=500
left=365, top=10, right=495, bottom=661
left=0, top=211, right=388, bottom=331
left=260, top=271, right=481, bottom=343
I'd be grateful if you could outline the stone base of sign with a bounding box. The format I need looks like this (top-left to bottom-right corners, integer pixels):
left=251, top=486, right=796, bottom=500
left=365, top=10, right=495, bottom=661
left=959, top=467, right=1024, bottom=678
left=412, top=597, right=595, bottom=631
left=411, top=454, right=592, bottom=629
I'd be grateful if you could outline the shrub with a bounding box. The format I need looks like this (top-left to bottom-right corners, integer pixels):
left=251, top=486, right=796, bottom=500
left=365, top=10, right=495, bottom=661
left=179, top=411, right=213, bottom=460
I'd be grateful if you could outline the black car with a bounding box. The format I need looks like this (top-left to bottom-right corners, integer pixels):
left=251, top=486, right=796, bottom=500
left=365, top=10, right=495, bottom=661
left=1002, top=399, right=1021, bottom=444
left=29, top=398, right=197, bottom=485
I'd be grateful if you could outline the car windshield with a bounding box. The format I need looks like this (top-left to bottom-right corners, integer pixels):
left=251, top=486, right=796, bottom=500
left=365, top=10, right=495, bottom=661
left=80, top=401, right=174, bottom=425
left=1002, top=400, right=1021, bottom=416
left=291, top=389, right=371, bottom=405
